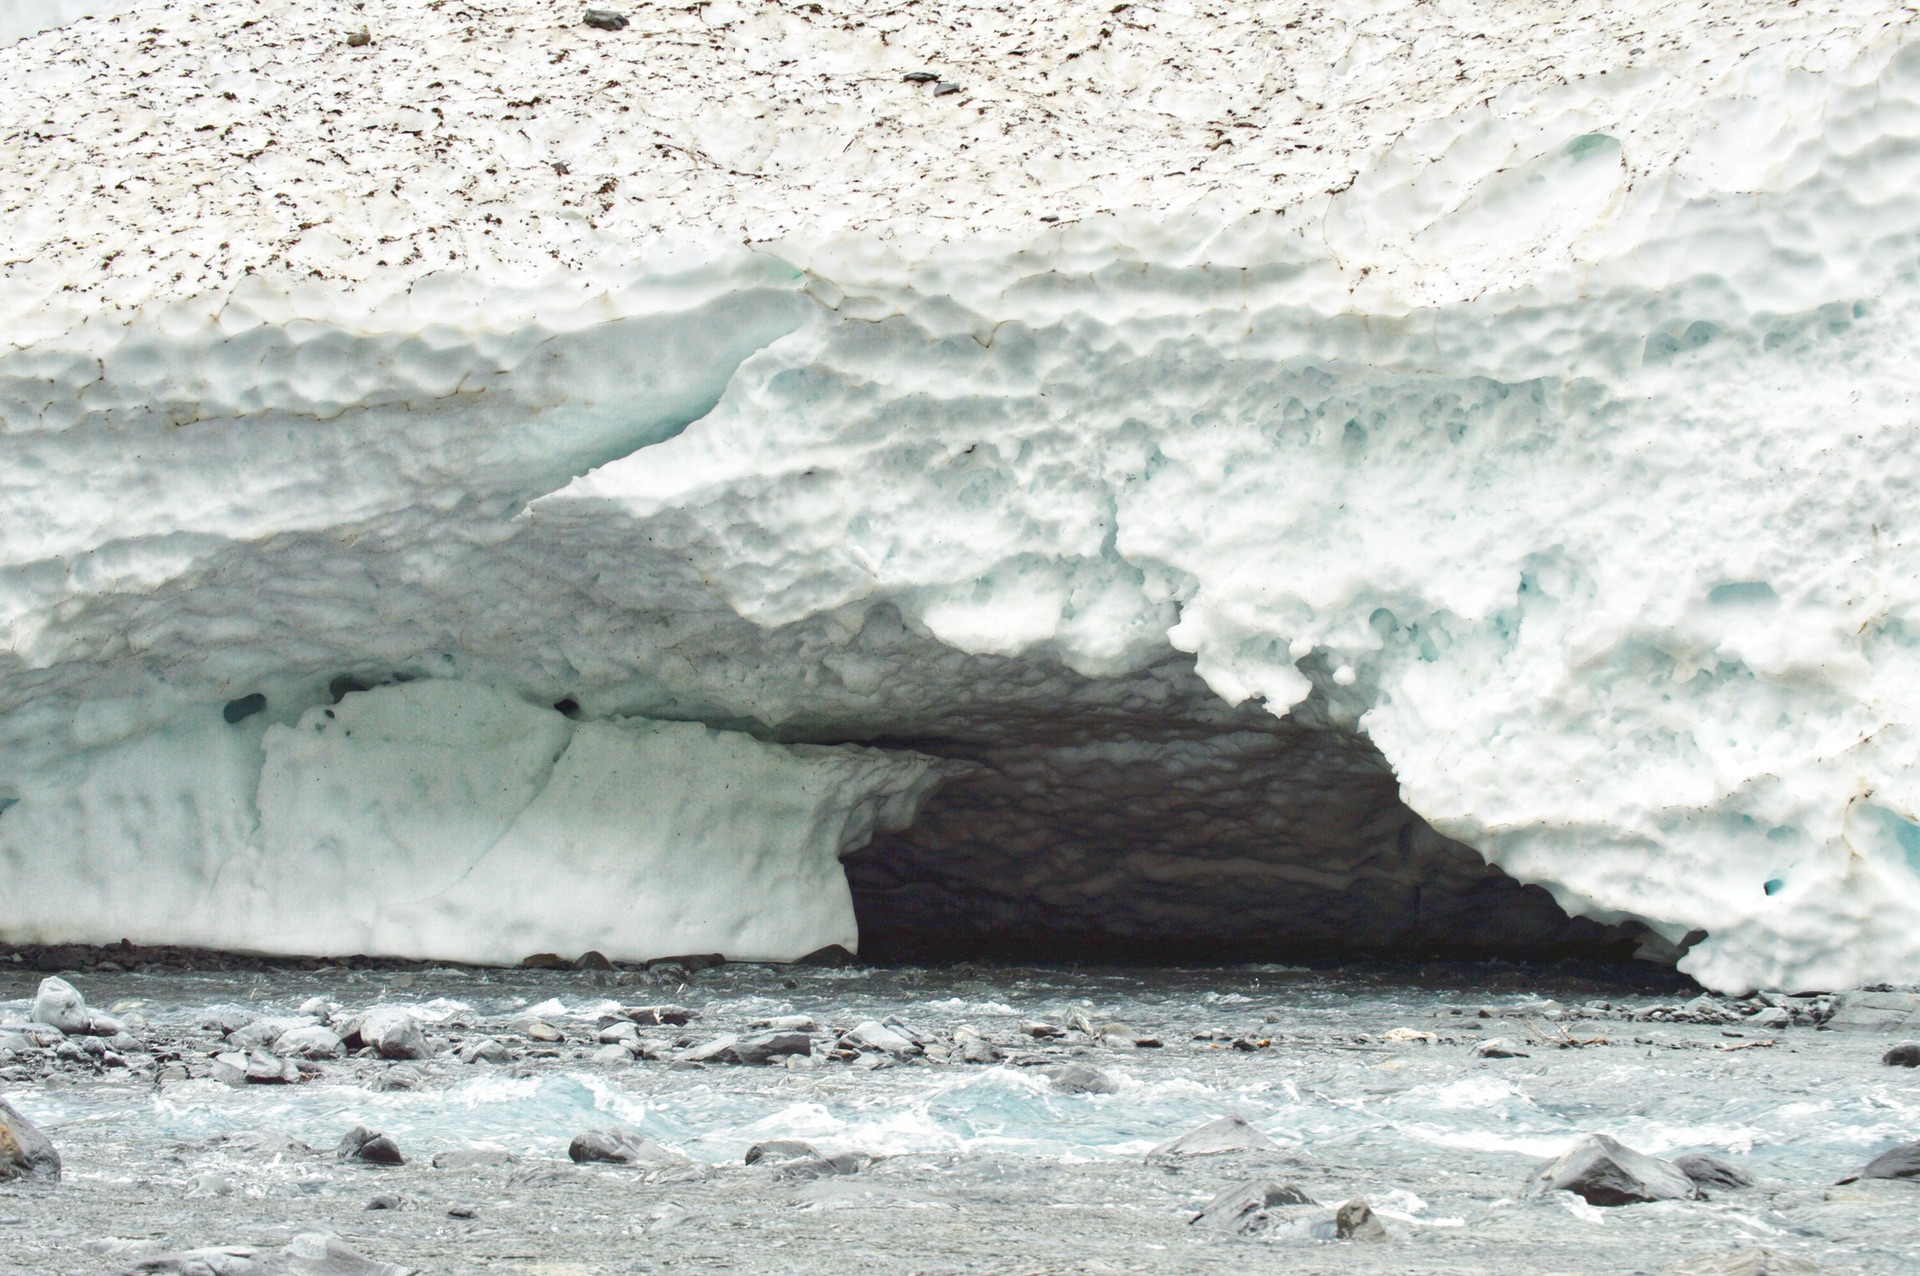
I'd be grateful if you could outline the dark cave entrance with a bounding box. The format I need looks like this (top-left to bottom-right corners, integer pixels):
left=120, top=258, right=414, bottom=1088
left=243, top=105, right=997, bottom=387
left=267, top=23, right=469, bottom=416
left=842, top=718, right=1661, bottom=967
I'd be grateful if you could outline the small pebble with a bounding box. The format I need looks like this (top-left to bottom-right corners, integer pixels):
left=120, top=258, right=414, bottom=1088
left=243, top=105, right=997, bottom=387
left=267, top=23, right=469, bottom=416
left=933, top=82, right=962, bottom=97
left=583, top=9, right=629, bottom=31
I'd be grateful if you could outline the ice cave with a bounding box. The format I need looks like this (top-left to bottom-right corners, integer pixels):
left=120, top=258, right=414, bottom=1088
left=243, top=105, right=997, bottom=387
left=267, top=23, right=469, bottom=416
left=3, top=0, right=1920, bottom=995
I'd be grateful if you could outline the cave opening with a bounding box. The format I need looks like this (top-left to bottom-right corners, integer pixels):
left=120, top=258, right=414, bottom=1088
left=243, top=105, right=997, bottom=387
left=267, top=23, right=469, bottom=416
left=835, top=661, right=1659, bottom=968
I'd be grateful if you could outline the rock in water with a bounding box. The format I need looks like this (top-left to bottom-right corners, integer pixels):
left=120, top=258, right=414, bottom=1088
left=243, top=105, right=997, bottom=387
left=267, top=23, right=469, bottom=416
left=951, top=1025, right=1000, bottom=1063
left=337, top=1125, right=404, bottom=1166
left=1146, top=1115, right=1280, bottom=1162
left=582, top=9, right=629, bottom=30
left=1334, top=1198, right=1389, bottom=1241
left=274, top=1025, right=343, bottom=1060
left=1190, top=1180, right=1316, bottom=1232
left=1835, top=1138, right=1920, bottom=1183
left=1661, top=1249, right=1825, bottom=1275
left=568, top=1128, right=682, bottom=1165
left=1525, top=1133, right=1698, bottom=1205
left=30, top=977, right=89, bottom=1034
left=1883, top=1043, right=1920, bottom=1067
left=842, top=1021, right=920, bottom=1058
left=1046, top=1063, right=1117, bottom=1094
left=725, top=1030, right=812, bottom=1065
left=356, top=1008, right=428, bottom=1061
left=744, top=1139, right=869, bottom=1179
left=0, top=1097, right=60, bottom=1181
left=1673, top=1152, right=1755, bottom=1192
left=1473, top=1038, right=1530, bottom=1058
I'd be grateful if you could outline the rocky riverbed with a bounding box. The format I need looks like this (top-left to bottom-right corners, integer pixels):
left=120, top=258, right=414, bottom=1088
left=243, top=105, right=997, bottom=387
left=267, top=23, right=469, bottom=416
left=2, top=951, right=1918, bottom=1274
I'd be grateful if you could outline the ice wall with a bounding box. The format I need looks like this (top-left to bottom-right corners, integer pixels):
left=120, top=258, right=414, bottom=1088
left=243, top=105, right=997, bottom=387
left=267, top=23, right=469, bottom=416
left=1, top=4, right=1918, bottom=988
left=0, top=681, right=946, bottom=962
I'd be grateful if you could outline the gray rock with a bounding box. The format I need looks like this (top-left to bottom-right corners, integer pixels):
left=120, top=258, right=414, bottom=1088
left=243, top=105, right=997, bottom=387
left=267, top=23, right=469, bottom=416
left=459, top=1037, right=511, bottom=1065
left=1335, top=1197, right=1389, bottom=1241
left=1473, top=1038, right=1530, bottom=1058
left=367, top=1065, right=424, bottom=1092
left=0, top=1097, right=60, bottom=1181
left=1673, top=1152, right=1755, bottom=1191
left=744, top=1138, right=869, bottom=1179
left=364, top=1193, right=402, bottom=1210
left=596, top=1022, right=640, bottom=1045
left=582, top=8, right=629, bottom=31
left=1525, top=1133, right=1698, bottom=1205
left=1661, top=1248, right=1825, bottom=1275
left=357, top=1008, right=428, bottom=1061
left=1746, top=1006, right=1791, bottom=1029
left=568, top=1127, right=682, bottom=1166
left=274, top=1026, right=343, bottom=1060
left=1190, top=1180, right=1316, bottom=1232
left=748, top=1015, right=818, bottom=1032
left=1146, top=1114, right=1280, bottom=1162
left=30, top=977, right=89, bottom=1034
left=727, top=1030, right=812, bottom=1065
left=1836, top=1138, right=1920, bottom=1183
left=201, top=1005, right=258, bottom=1035
left=591, top=1043, right=634, bottom=1064
left=951, top=1025, right=1000, bottom=1064
left=842, top=1020, right=920, bottom=1058
left=1883, top=1042, right=1920, bottom=1067
left=225, top=1020, right=285, bottom=1052
left=337, top=1125, right=404, bottom=1166
left=1824, top=990, right=1920, bottom=1032
left=1046, top=1063, right=1117, bottom=1094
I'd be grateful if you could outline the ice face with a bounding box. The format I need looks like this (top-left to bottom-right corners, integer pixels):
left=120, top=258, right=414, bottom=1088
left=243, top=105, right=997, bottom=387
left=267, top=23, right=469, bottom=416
left=1, top=8, right=1919, bottom=988
left=0, top=681, right=948, bottom=963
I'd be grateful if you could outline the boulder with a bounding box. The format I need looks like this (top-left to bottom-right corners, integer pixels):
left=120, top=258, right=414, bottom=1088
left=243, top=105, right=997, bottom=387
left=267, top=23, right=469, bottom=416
left=841, top=1021, right=920, bottom=1058
left=30, top=977, right=89, bottom=1035
left=1190, top=1180, right=1316, bottom=1232
left=744, top=1138, right=869, bottom=1179
left=1334, top=1198, right=1389, bottom=1241
left=1525, top=1134, right=1698, bottom=1205
left=951, top=1025, right=1000, bottom=1064
left=1835, top=1138, right=1920, bottom=1183
left=1046, top=1063, right=1117, bottom=1095
left=1146, top=1115, right=1280, bottom=1162
left=459, top=1037, right=512, bottom=1065
left=568, top=1128, right=682, bottom=1166
left=1673, top=1152, right=1755, bottom=1192
left=1824, top=991, right=1920, bottom=1033
left=356, top=1008, right=428, bottom=1061
left=1882, top=1043, right=1920, bottom=1067
left=726, top=1030, right=812, bottom=1065
left=337, top=1126, right=404, bottom=1166
left=274, top=1026, right=344, bottom=1060
left=0, top=1097, right=60, bottom=1181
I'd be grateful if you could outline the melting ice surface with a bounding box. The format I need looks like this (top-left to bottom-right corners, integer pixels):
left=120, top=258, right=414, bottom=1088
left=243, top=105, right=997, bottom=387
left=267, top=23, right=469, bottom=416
left=10, top=966, right=1916, bottom=1188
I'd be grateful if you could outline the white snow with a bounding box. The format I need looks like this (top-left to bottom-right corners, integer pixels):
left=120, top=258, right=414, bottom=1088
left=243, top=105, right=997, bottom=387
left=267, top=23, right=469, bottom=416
left=1, top=1, right=1919, bottom=988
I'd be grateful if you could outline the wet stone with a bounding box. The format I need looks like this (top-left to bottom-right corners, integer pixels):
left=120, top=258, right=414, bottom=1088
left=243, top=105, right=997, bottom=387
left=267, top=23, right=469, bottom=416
left=1836, top=1139, right=1920, bottom=1183
left=1674, top=1152, right=1756, bottom=1192
left=0, top=1097, right=59, bottom=1182
left=1526, top=1133, right=1698, bottom=1205
left=1146, top=1115, right=1280, bottom=1163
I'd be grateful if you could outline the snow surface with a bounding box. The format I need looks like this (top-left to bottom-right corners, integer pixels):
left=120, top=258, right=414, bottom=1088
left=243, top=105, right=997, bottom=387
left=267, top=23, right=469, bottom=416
left=2, top=1, right=1920, bottom=987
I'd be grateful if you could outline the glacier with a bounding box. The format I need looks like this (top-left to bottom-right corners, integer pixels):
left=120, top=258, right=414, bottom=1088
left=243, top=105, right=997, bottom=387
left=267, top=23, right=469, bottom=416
left=2, top=0, right=1920, bottom=990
